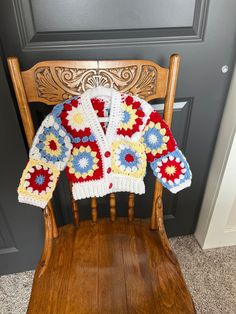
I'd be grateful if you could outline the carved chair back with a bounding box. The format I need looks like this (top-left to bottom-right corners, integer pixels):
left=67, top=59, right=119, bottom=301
left=8, top=56, right=180, bottom=230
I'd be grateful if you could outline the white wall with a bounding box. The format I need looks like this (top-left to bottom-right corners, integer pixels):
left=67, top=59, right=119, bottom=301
left=195, top=62, right=236, bottom=249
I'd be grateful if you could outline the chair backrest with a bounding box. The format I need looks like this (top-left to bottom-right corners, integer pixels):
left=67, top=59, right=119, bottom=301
left=7, top=55, right=180, bottom=229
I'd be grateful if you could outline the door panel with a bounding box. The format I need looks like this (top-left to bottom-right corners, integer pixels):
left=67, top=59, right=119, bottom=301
left=0, top=0, right=236, bottom=273
left=13, top=0, right=206, bottom=47
left=31, top=0, right=195, bottom=31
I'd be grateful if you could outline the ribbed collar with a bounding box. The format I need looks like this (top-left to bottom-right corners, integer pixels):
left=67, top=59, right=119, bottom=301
left=80, top=86, right=122, bottom=147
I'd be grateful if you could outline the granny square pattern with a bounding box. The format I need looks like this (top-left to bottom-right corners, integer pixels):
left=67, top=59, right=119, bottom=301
left=17, top=86, right=192, bottom=208
left=111, top=141, right=146, bottom=178
left=18, top=159, right=60, bottom=208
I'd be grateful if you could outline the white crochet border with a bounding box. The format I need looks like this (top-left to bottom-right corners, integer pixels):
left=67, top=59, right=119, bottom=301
left=18, top=194, right=47, bottom=209
left=72, top=175, right=145, bottom=200
left=169, top=179, right=192, bottom=194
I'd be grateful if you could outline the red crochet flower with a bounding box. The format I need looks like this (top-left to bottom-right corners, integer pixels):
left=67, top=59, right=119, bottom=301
left=159, top=158, right=183, bottom=182
left=91, top=97, right=105, bottom=113
left=144, top=111, right=176, bottom=162
left=91, top=97, right=107, bottom=133
left=27, top=167, right=52, bottom=193
left=117, top=95, right=145, bottom=137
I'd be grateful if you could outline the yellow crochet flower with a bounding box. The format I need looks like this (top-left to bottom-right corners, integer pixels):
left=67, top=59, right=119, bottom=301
left=165, top=165, right=176, bottom=176
left=119, top=102, right=137, bottom=130
left=66, top=106, right=87, bottom=131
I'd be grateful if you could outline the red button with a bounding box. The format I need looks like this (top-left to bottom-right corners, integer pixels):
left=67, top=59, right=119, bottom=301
left=104, top=151, right=111, bottom=158
left=109, top=183, right=113, bottom=189
left=107, top=167, right=111, bottom=174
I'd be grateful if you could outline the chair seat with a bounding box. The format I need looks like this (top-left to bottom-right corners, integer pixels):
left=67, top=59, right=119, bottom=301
left=27, top=218, right=195, bottom=314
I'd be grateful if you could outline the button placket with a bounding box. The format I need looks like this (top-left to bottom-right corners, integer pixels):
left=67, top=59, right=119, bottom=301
left=80, top=88, right=121, bottom=193
left=104, top=150, right=113, bottom=189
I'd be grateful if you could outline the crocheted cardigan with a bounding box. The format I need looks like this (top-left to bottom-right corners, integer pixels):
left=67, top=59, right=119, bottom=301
left=17, top=86, right=192, bottom=208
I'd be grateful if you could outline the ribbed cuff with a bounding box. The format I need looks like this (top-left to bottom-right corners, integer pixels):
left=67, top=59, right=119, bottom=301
left=169, top=179, right=192, bottom=194
left=18, top=194, right=47, bottom=208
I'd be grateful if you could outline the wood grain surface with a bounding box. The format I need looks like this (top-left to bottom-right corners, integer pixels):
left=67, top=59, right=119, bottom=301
left=27, top=219, right=195, bottom=314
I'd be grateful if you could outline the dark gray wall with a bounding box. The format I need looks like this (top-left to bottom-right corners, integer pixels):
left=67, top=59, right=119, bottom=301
left=0, top=57, right=43, bottom=274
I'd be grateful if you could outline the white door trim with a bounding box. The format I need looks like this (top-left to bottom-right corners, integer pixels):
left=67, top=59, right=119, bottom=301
left=195, top=62, right=236, bottom=249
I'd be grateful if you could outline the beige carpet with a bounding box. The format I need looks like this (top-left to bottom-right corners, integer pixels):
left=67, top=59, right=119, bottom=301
left=0, top=235, right=235, bottom=314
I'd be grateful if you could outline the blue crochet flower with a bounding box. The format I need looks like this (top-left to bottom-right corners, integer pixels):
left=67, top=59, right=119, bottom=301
left=142, top=121, right=170, bottom=156
left=35, top=174, right=45, bottom=185
left=119, top=147, right=140, bottom=168
left=72, top=151, right=94, bottom=173
left=122, top=111, right=131, bottom=123
left=143, top=127, right=164, bottom=151
left=36, top=126, right=69, bottom=164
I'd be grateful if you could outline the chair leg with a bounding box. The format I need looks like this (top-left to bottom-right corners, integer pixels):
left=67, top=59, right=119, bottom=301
left=91, top=197, right=98, bottom=223
left=110, top=193, right=116, bottom=222
left=150, top=180, right=160, bottom=230
left=155, top=196, right=178, bottom=265
left=151, top=181, right=177, bottom=264
left=38, top=206, right=53, bottom=278
left=47, top=201, right=59, bottom=238
left=128, top=193, right=134, bottom=222
left=68, top=181, right=80, bottom=227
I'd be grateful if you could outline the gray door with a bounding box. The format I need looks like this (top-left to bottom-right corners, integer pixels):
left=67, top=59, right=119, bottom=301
left=0, top=0, right=236, bottom=274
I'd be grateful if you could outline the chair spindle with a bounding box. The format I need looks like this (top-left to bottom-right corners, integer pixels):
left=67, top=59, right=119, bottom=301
left=68, top=182, right=79, bottom=227
left=91, top=197, right=98, bottom=223
left=110, top=193, right=116, bottom=221
left=128, top=193, right=135, bottom=222
left=71, top=200, right=79, bottom=227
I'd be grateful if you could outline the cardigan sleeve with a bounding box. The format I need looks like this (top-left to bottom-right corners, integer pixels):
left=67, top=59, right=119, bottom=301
left=141, top=109, right=192, bottom=193
left=17, top=109, right=72, bottom=208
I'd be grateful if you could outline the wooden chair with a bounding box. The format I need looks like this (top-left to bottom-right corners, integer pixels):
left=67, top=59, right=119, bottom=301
left=8, top=55, right=196, bottom=314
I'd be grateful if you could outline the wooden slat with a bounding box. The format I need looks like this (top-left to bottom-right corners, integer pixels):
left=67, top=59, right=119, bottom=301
left=64, top=223, right=99, bottom=313
left=28, top=226, right=77, bottom=313
left=128, top=192, right=135, bottom=222
left=98, top=60, right=169, bottom=101
left=91, top=197, right=98, bottom=223
left=21, top=59, right=169, bottom=105
left=98, top=220, right=128, bottom=313
left=122, top=220, right=158, bottom=313
left=27, top=219, right=195, bottom=314
left=109, top=193, right=116, bottom=222
left=150, top=54, right=180, bottom=230
left=7, top=57, right=35, bottom=145
left=37, top=206, right=53, bottom=278
left=21, top=61, right=98, bottom=105
left=7, top=57, right=58, bottom=243
left=156, top=196, right=178, bottom=264
left=139, top=219, right=196, bottom=314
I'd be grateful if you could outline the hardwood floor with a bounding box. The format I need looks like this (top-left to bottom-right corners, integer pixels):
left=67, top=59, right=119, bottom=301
left=27, top=219, right=195, bottom=314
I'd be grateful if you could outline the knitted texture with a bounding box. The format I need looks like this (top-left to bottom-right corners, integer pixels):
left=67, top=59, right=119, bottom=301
left=17, top=86, right=192, bottom=208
